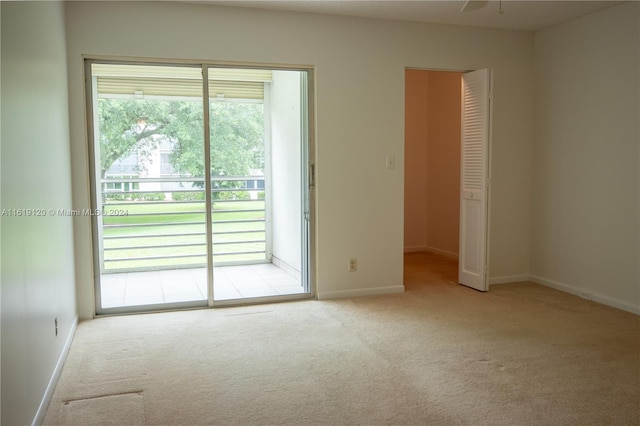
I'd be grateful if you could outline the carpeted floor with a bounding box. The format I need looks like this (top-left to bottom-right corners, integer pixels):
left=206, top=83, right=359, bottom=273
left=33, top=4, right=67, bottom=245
left=43, top=252, right=640, bottom=425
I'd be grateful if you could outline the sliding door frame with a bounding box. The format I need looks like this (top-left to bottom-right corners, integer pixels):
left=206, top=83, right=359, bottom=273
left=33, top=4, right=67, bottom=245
left=84, top=57, right=316, bottom=315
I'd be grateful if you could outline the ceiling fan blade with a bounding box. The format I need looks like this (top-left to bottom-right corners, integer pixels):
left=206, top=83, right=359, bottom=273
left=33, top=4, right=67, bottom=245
left=460, top=0, right=489, bottom=12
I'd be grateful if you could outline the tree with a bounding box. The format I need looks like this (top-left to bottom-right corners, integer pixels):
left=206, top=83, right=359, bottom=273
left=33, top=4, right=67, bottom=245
left=98, top=98, right=203, bottom=178
left=98, top=98, right=264, bottom=181
left=171, top=102, right=264, bottom=179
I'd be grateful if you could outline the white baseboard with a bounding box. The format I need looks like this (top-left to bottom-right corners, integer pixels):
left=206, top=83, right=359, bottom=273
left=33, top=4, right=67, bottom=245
left=425, top=246, right=459, bottom=259
left=529, top=275, right=582, bottom=297
left=529, top=275, right=640, bottom=315
left=272, top=255, right=301, bottom=280
left=33, top=314, right=78, bottom=426
left=318, top=285, right=405, bottom=299
left=404, top=246, right=459, bottom=259
left=489, top=275, right=530, bottom=285
left=404, top=246, right=429, bottom=253
left=589, top=291, right=640, bottom=315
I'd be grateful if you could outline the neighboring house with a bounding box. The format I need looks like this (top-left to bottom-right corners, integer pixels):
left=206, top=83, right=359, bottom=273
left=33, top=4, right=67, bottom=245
left=103, top=138, right=188, bottom=199
left=103, top=140, right=265, bottom=200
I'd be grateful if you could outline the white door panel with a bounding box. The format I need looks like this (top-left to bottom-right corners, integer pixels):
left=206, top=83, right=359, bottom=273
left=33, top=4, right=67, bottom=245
left=459, top=68, right=491, bottom=291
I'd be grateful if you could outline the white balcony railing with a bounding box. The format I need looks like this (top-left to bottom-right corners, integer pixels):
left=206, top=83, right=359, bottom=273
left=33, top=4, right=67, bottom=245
left=100, top=176, right=266, bottom=273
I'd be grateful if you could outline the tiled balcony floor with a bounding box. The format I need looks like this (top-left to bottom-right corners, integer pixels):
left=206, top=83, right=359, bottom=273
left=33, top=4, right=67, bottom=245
left=100, top=264, right=304, bottom=309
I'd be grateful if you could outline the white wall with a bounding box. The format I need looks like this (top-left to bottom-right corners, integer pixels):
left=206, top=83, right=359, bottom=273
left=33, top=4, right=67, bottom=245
left=270, top=70, right=302, bottom=275
left=65, top=1, right=534, bottom=315
left=0, top=2, right=78, bottom=424
left=404, top=69, right=429, bottom=252
left=404, top=70, right=461, bottom=258
left=425, top=72, right=461, bottom=258
left=531, top=2, right=640, bottom=313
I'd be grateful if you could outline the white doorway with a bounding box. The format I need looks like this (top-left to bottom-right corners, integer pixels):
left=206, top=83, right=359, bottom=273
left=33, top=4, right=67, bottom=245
left=404, top=68, right=491, bottom=290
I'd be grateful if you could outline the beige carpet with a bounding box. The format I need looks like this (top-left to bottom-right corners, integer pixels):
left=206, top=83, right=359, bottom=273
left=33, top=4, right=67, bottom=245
left=44, top=252, right=640, bottom=425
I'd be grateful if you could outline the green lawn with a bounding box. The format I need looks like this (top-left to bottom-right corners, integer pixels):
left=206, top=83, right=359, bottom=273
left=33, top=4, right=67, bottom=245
left=102, top=200, right=267, bottom=271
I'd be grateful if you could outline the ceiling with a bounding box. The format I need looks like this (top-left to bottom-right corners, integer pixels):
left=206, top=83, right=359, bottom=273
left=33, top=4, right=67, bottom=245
left=196, top=0, right=624, bottom=31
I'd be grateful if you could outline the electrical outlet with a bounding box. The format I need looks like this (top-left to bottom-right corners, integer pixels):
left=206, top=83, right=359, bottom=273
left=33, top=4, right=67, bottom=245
left=349, top=258, right=357, bottom=272
left=385, top=155, right=395, bottom=170
left=54, top=317, right=58, bottom=337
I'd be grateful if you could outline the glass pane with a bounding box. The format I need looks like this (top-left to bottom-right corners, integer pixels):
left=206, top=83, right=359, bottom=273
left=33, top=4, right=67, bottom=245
left=92, top=63, right=207, bottom=309
left=209, top=67, right=308, bottom=301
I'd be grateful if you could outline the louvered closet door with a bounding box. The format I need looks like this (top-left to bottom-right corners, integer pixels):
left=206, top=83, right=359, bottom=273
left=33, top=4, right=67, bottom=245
left=459, top=69, right=491, bottom=291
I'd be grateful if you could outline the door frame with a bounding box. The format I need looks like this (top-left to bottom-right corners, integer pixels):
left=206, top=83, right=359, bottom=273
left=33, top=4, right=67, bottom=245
left=84, top=57, right=316, bottom=315
left=402, top=66, right=492, bottom=288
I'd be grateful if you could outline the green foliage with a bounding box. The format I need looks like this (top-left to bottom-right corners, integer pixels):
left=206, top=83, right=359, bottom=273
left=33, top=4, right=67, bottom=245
left=104, top=193, right=126, bottom=202
left=98, top=98, right=264, bottom=181
left=104, top=192, right=165, bottom=202
left=171, top=102, right=265, bottom=180
left=172, top=191, right=206, bottom=201
left=130, top=193, right=166, bottom=201
left=218, top=191, right=250, bottom=201
left=98, top=98, right=203, bottom=178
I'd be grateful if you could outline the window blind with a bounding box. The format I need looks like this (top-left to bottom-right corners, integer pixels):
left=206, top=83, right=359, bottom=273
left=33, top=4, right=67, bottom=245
left=93, top=64, right=272, bottom=100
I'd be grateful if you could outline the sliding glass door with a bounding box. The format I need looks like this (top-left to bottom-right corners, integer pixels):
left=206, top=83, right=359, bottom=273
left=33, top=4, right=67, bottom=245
left=86, top=60, right=313, bottom=314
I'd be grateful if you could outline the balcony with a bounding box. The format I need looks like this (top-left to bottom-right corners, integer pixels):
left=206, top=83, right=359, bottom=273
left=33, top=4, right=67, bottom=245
left=100, top=175, right=267, bottom=272
left=97, top=175, right=304, bottom=309
left=100, top=264, right=304, bottom=308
